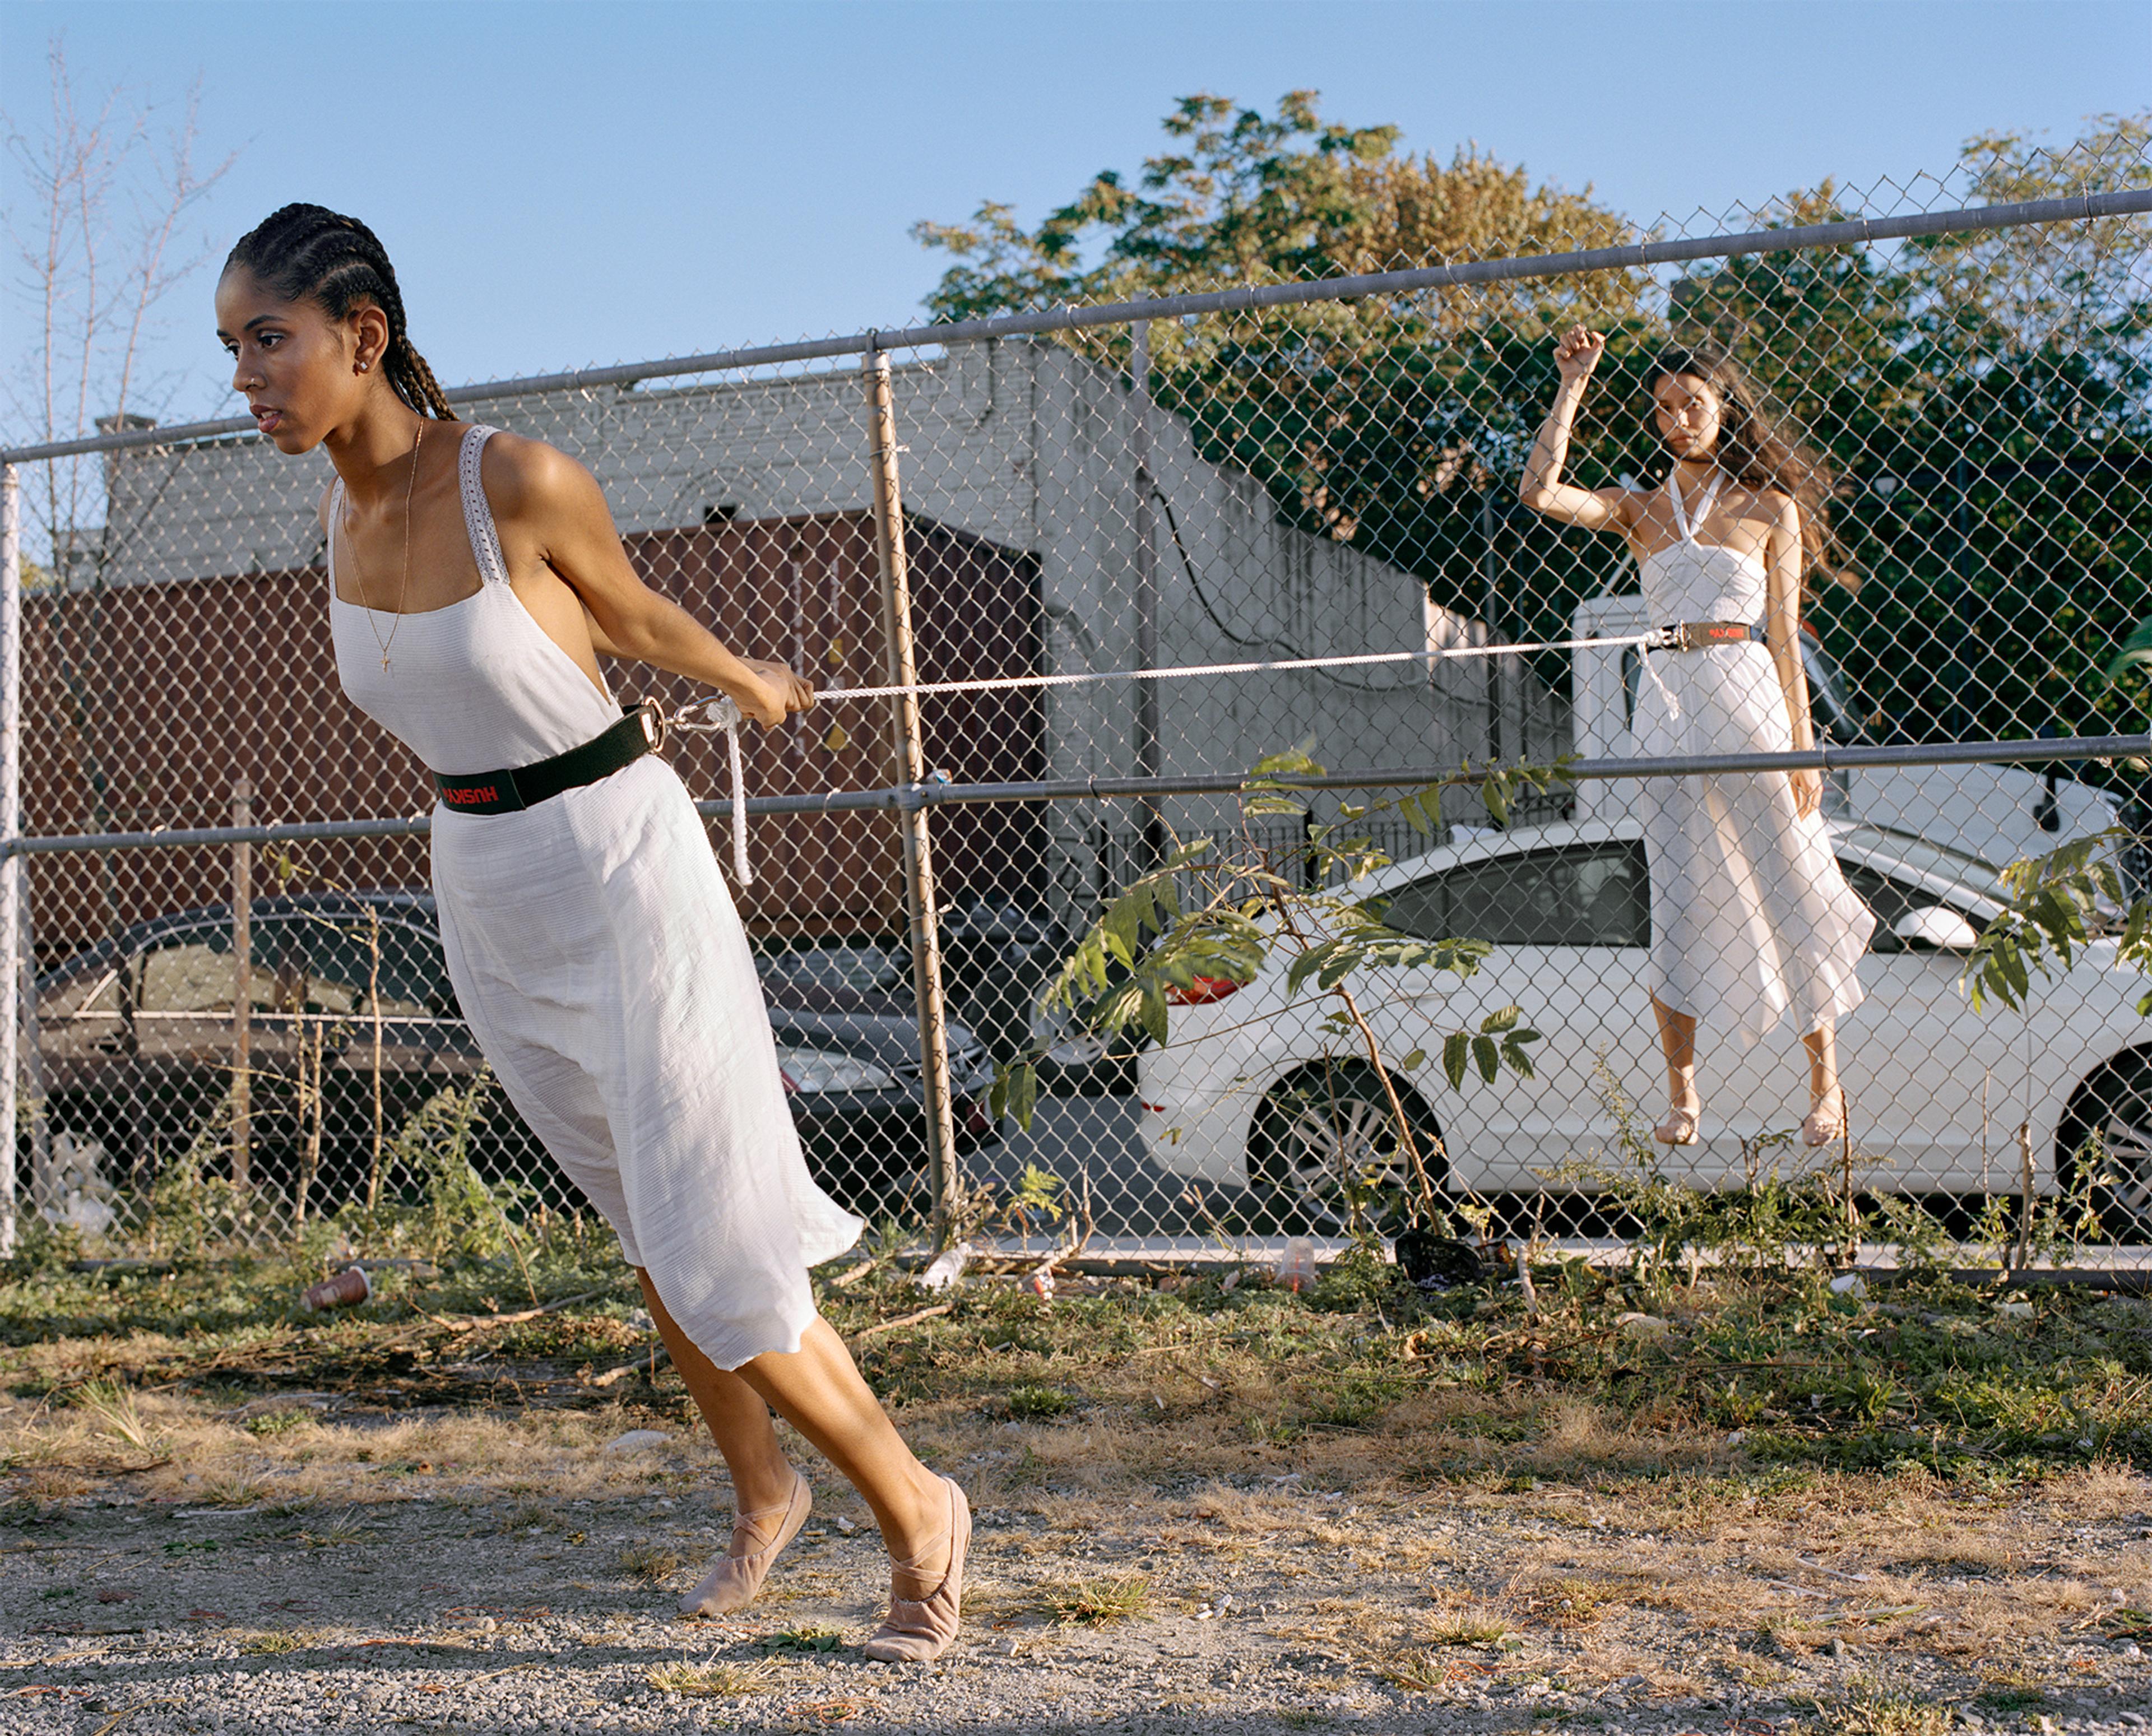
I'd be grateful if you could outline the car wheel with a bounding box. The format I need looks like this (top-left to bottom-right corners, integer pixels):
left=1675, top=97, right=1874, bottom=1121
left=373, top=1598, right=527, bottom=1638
left=2059, top=1052, right=2152, bottom=1244
left=1248, top=1064, right=1448, bottom=1235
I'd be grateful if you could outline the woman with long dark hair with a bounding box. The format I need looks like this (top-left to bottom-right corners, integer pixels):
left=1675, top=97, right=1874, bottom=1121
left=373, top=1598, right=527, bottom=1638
left=1520, top=328, right=1873, bottom=1148
left=215, top=205, right=966, bottom=1659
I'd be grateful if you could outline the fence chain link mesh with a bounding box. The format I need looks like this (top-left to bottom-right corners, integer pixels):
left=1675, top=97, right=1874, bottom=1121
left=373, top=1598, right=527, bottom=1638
left=3, top=150, right=2149, bottom=1269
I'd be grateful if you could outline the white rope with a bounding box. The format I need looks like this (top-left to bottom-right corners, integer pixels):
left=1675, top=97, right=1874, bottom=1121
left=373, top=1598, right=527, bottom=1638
left=691, top=696, right=753, bottom=885
left=666, top=631, right=1655, bottom=726
left=663, top=630, right=1661, bottom=883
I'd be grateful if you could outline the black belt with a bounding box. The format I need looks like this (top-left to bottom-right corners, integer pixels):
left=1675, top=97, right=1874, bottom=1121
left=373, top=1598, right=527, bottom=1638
left=1651, top=620, right=1765, bottom=651
left=433, top=701, right=668, bottom=815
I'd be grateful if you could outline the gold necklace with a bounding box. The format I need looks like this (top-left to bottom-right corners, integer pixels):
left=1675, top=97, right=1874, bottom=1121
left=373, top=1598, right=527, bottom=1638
left=342, top=420, right=424, bottom=674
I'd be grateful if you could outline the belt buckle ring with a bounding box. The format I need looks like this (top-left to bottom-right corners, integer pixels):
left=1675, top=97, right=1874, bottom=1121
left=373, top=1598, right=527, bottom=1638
left=636, top=697, right=670, bottom=753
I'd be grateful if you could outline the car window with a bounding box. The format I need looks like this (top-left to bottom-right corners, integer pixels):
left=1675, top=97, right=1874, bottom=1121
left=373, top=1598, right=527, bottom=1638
left=266, top=914, right=448, bottom=1018
left=138, top=932, right=275, bottom=1016
left=132, top=913, right=452, bottom=1019
left=1838, top=863, right=1986, bottom=954
left=43, top=967, right=120, bottom=1022
left=1378, top=843, right=1650, bottom=948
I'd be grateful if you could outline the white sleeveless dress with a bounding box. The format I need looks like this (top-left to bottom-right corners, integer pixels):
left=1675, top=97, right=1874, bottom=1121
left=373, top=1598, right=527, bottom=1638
left=330, top=424, right=861, bottom=1369
left=1632, top=472, right=1874, bottom=1044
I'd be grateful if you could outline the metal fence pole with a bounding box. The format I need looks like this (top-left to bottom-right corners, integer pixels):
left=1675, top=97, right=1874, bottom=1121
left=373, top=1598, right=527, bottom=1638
left=230, top=777, right=251, bottom=1191
left=1130, top=323, right=1165, bottom=871
left=863, top=347, right=958, bottom=1236
left=0, top=465, right=16, bottom=1256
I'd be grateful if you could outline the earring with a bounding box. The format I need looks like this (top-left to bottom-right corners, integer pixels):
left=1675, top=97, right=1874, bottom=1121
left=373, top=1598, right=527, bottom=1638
left=358, top=360, right=370, bottom=373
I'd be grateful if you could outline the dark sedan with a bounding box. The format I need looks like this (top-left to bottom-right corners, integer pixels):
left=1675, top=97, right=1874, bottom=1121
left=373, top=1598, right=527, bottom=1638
left=25, top=892, right=999, bottom=1218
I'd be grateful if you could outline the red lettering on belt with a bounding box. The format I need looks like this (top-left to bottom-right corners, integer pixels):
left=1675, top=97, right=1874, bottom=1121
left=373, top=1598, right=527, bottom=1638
left=443, top=785, right=496, bottom=806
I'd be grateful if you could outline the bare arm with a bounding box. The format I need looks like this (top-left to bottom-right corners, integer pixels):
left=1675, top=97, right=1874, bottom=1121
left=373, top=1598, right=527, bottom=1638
left=1764, top=494, right=1821, bottom=819
left=1517, top=326, right=1635, bottom=533
left=487, top=436, right=810, bottom=727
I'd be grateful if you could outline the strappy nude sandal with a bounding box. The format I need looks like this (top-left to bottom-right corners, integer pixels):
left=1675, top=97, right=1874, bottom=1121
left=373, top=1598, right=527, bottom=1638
left=678, top=1469, right=811, bottom=1617
left=861, top=1476, right=970, bottom=1663
left=1802, top=1088, right=1847, bottom=1148
left=1654, top=1103, right=1702, bottom=1147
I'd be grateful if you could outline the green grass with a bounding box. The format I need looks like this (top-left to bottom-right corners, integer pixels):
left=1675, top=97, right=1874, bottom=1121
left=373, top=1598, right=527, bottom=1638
left=8, top=1222, right=2152, bottom=1487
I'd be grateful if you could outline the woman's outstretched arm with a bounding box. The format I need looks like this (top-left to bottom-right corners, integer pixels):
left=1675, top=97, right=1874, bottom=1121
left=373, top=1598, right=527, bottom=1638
left=1518, top=326, right=1635, bottom=534
left=485, top=433, right=811, bottom=727
left=1765, top=493, right=1822, bottom=819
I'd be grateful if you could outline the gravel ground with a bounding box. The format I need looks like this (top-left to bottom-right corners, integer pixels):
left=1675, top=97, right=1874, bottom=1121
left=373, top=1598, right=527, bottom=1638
left=6, top=1464, right=2152, bottom=1735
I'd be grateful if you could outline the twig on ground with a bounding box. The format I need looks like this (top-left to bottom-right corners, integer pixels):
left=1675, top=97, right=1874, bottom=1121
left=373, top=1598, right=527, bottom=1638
left=854, top=1303, right=954, bottom=1339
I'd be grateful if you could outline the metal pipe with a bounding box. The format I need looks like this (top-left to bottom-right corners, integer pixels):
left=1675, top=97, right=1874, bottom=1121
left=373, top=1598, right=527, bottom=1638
left=1, top=734, right=2145, bottom=855
left=8, top=188, right=2148, bottom=467
left=864, top=349, right=958, bottom=1237
left=230, top=777, right=251, bottom=1191
left=0, top=465, right=17, bottom=1254
left=1129, top=322, right=1163, bottom=870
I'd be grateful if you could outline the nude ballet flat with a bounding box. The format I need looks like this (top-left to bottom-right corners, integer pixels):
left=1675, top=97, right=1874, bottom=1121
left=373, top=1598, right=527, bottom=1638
left=1803, top=1088, right=1848, bottom=1148
left=1654, top=1104, right=1701, bottom=1147
left=678, top=1470, right=811, bottom=1618
left=861, top=1477, right=970, bottom=1664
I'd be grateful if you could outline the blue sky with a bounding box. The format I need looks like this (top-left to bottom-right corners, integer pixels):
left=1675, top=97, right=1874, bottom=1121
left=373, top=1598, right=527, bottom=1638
left=3, top=0, right=2145, bottom=431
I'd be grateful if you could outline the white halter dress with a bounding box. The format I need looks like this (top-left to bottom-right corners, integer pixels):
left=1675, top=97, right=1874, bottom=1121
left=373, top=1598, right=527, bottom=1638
left=1632, top=472, right=1874, bottom=1043
left=330, top=424, right=860, bottom=1369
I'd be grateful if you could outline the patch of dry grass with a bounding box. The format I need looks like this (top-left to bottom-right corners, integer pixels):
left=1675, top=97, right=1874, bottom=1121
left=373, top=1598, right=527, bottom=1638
left=647, top=1661, right=774, bottom=1697
left=618, top=1542, right=681, bottom=1585
left=1043, top=1575, right=1151, bottom=1625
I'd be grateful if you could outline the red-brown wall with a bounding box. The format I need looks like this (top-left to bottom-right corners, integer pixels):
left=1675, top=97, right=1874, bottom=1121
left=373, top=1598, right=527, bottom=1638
left=21, top=512, right=1043, bottom=961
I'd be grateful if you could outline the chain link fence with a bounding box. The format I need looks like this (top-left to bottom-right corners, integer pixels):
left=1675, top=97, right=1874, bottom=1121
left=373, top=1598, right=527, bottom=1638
left=2, top=148, right=2149, bottom=1268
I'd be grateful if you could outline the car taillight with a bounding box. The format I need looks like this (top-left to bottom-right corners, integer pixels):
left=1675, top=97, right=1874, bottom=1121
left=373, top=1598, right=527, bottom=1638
left=1166, top=974, right=1244, bottom=1006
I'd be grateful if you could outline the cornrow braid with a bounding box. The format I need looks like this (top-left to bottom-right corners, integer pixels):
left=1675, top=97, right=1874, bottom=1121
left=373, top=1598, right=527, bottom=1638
left=225, top=203, right=453, bottom=419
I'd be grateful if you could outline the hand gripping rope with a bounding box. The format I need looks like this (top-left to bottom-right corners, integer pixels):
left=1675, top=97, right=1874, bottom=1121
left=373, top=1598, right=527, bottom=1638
left=660, top=630, right=1671, bottom=884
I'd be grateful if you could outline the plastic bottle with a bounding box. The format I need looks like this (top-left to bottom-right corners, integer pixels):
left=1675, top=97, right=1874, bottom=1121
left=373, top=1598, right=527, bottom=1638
left=916, top=1241, right=973, bottom=1293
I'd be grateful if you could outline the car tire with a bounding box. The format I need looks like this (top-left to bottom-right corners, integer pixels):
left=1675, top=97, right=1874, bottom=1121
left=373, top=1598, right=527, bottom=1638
left=2058, top=1051, right=2152, bottom=1244
left=1247, top=1062, right=1448, bottom=1235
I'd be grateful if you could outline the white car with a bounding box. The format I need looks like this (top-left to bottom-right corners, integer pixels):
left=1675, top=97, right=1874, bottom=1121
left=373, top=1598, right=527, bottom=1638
left=1137, top=818, right=2152, bottom=1236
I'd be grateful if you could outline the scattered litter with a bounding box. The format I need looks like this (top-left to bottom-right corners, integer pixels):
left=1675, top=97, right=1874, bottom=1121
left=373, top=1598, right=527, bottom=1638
left=1829, top=1274, right=1868, bottom=1299
left=1995, top=1299, right=2035, bottom=1320
left=604, top=1430, right=670, bottom=1455
left=1616, top=1312, right=1671, bottom=1339
left=1028, top=1262, right=1056, bottom=1304
left=300, top=1266, right=371, bottom=1312
left=834, top=1515, right=858, bottom=1534
left=1392, top=1228, right=1484, bottom=1291
left=917, top=1243, right=973, bottom=1293
left=1276, top=1237, right=1317, bottom=1293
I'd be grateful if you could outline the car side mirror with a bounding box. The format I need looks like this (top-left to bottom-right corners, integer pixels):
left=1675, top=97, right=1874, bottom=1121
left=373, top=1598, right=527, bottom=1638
left=1892, top=906, right=1978, bottom=951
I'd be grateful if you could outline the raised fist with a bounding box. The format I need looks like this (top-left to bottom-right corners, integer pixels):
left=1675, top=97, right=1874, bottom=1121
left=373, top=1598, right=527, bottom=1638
left=1555, top=325, right=1606, bottom=384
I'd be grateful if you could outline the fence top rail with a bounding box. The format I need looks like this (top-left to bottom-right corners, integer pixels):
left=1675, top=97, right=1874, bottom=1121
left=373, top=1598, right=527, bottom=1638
left=9, top=734, right=2145, bottom=856
left=4, top=187, right=2146, bottom=467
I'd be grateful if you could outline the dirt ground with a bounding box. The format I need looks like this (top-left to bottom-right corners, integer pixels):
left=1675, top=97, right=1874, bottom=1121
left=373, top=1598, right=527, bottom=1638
left=4, top=1387, right=2152, bottom=1735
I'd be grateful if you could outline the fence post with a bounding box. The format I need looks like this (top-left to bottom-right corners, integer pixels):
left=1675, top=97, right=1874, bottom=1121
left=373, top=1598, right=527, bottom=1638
left=862, top=345, right=958, bottom=1237
left=1130, top=323, right=1165, bottom=871
left=0, top=465, right=17, bottom=1256
left=230, top=777, right=251, bottom=1191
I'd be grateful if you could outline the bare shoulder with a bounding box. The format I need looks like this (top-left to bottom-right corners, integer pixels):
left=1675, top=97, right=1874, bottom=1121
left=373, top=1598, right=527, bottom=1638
left=1745, top=481, right=1801, bottom=526
left=475, top=428, right=607, bottom=526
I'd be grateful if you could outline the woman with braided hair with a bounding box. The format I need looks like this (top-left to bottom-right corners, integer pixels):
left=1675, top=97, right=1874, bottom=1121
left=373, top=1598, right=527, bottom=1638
left=215, top=204, right=968, bottom=1659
